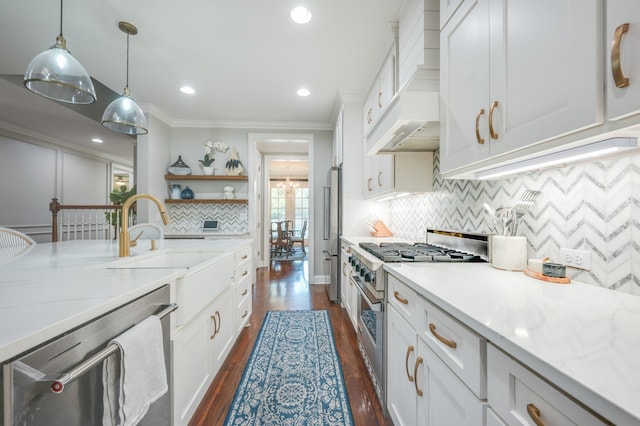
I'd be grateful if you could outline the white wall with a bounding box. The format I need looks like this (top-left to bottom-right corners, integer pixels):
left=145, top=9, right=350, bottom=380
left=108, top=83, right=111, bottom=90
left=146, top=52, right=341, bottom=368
left=0, top=135, right=114, bottom=242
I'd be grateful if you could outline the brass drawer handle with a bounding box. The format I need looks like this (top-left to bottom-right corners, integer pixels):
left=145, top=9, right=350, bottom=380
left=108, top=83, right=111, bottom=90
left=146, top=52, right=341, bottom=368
left=343, top=262, right=347, bottom=276
left=241, top=289, right=248, bottom=296
left=215, top=311, right=221, bottom=334
left=367, top=178, right=373, bottom=192
left=242, top=270, right=248, bottom=277
left=475, top=108, right=485, bottom=145
left=429, top=323, right=457, bottom=349
left=377, top=171, right=383, bottom=187
left=489, top=101, right=499, bottom=139
left=414, top=357, right=424, bottom=397
left=367, top=108, right=373, bottom=124
left=611, top=23, right=630, bottom=88
left=241, top=310, right=248, bottom=319
left=378, top=91, right=383, bottom=108
left=405, top=345, right=415, bottom=382
left=394, top=291, right=409, bottom=305
left=241, top=254, right=248, bottom=260
left=210, top=314, right=217, bottom=340
left=527, top=403, right=545, bottom=426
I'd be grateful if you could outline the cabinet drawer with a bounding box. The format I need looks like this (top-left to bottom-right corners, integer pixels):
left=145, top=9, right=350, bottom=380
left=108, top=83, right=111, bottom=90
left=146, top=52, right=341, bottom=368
left=237, top=295, right=251, bottom=328
left=387, top=274, right=420, bottom=325
left=416, top=296, right=486, bottom=398
left=236, top=274, right=251, bottom=305
left=236, top=245, right=251, bottom=266
left=488, top=344, right=608, bottom=426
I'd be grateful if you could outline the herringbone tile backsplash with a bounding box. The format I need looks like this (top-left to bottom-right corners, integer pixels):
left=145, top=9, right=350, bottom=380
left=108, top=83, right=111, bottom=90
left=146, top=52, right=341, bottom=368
left=390, top=150, right=640, bottom=295
left=166, top=203, right=249, bottom=234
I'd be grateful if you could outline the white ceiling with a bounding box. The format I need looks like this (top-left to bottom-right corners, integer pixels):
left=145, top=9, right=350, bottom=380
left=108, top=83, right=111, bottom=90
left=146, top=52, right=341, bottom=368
left=0, top=0, right=405, bottom=162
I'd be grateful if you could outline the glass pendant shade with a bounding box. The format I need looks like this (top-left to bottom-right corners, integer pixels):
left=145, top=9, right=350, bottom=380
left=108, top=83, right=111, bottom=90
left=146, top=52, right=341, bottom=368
left=101, top=86, right=148, bottom=135
left=24, top=36, right=97, bottom=104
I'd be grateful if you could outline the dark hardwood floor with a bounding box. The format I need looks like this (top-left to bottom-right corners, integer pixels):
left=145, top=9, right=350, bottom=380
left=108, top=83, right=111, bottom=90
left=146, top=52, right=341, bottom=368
left=189, top=259, right=391, bottom=426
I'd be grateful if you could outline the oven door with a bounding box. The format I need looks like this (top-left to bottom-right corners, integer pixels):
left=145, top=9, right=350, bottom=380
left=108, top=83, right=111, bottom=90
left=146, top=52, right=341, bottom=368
left=353, top=275, right=384, bottom=391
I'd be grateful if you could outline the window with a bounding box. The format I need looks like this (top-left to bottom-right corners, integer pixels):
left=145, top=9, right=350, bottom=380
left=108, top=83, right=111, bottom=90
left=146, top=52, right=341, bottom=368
left=270, top=187, right=286, bottom=222
left=294, top=187, right=309, bottom=236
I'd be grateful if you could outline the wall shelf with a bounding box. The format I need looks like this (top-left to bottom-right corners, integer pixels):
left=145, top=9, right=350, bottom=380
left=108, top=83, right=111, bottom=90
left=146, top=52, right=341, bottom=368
left=164, top=199, right=248, bottom=204
left=164, top=175, right=248, bottom=181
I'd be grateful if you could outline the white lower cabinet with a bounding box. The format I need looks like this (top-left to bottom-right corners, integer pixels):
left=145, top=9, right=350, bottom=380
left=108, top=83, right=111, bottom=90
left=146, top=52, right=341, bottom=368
left=487, top=344, right=608, bottom=426
left=387, top=305, right=484, bottom=426
left=172, top=285, right=233, bottom=425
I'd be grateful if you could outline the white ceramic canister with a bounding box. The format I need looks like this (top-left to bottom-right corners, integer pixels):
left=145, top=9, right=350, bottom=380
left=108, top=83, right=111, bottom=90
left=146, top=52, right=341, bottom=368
left=170, top=184, right=182, bottom=200
left=491, top=236, right=527, bottom=271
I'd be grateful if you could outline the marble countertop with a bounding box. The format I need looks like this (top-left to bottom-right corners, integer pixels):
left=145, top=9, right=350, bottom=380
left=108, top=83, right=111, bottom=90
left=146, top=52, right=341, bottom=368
left=0, top=238, right=252, bottom=363
left=384, top=262, right=640, bottom=425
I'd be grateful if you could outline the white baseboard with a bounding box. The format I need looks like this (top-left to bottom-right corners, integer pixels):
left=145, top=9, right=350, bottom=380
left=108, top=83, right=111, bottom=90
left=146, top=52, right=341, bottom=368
left=312, top=274, right=330, bottom=285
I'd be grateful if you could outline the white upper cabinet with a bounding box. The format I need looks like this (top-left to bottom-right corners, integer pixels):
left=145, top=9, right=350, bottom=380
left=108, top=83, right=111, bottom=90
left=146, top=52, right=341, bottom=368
left=333, top=107, right=344, bottom=167
left=363, top=51, right=396, bottom=138
left=606, top=1, right=640, bottom=121
left=440, top=0, right=603, bottom=175
left=398, top=0, right=440, bottom=92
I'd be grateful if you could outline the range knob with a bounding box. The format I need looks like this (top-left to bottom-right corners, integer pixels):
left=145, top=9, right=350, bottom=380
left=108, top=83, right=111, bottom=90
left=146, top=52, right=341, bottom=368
left=354, top=262, right=361, bottom=273
left=364, top=271, right=373, bottom=282
left=351, top=257, right=357, bottom=267
left=348, top=255, right=354, bottom=264
left=359, top=265, right=368, bottom=277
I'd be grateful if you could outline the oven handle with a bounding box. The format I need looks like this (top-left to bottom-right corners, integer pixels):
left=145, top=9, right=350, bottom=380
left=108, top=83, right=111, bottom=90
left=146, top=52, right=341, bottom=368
left=49, top=303, right=178, bottom=394
left=351, top=275, right=383, bottom=309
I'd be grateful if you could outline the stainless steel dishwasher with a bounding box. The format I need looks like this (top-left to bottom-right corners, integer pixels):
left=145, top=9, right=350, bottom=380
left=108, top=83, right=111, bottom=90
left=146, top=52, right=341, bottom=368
left=3, top=285, right=176, bottom=425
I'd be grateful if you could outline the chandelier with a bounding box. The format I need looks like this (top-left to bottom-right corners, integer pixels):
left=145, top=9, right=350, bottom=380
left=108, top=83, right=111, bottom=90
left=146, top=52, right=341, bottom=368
left=277, top=167, right=299, bottom=197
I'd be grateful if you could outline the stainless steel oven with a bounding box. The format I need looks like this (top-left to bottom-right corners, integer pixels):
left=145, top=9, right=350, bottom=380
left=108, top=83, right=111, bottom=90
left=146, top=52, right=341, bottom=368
left=351, top=270, right=384, bottom=404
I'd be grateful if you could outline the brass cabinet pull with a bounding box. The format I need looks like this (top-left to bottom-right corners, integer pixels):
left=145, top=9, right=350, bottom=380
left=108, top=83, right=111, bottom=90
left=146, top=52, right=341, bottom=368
left=429, top=323, right=457, bottom=349
left=367, top=178, right=373, bottom=192
left=475, top=108, right=485, bottom=145
left=241, top=310, right=248, bottom=319
left=394, top=291, right=409, bottom=305
left=378, top=91, right=383, bottom=108
left=405, top=345, right=415, bottom=382
left=377, top=171, right=383, bottom=187
left=215, top=311, right=221, bottom=334
left=489, top=101, right=499, bottom=139
left=210, top=314, right=217, bottom=340
left=241, top=289, right=248, bottom=296
left=527, top=403, right=545, bottom=426
left=612, top=23, right=630, bottom=88
left=413, top=357, right=424, bottom=397
left=241, top=254, right=248, bottom=260
left=242, top=270, right=248, bottom=276
left=367, top=108, right=373, bottom=124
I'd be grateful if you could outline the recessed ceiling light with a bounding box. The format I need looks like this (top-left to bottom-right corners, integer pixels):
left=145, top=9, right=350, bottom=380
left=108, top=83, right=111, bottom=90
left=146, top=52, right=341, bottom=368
left=290, top=6, right=312, bottom=24
left=91, top=138, right=103, bottom=143
left=180, top=86, right=195, bottom=95
left=297, top=88, right=310, bottom=97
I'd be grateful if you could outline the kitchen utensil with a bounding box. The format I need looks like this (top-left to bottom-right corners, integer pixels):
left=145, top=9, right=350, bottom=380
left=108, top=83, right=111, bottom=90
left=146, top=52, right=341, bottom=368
left=513, top=190, right=540, bottom=219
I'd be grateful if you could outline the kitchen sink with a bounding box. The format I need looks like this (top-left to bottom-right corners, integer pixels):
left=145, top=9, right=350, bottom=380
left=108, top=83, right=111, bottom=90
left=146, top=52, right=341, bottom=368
left=102, top=249, right=222, bottom=270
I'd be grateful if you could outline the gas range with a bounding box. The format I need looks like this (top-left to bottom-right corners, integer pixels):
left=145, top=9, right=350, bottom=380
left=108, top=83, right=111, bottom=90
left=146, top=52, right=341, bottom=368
left=348, top=230, right=489, bottom=300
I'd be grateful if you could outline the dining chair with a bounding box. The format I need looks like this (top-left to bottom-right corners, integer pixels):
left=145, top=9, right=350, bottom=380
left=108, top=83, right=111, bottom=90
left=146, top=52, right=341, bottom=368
left=271, top=221, right=292, bottom=258
left=0, top=227, right=36, bottom=248
left=290, top=220, right=307, bottom=253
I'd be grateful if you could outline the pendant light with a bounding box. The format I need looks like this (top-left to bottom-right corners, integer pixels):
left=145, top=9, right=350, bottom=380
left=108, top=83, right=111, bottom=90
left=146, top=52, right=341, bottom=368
left=23, top=0, right=97, bottom=104
left=101, top=21, right=148, bottom=135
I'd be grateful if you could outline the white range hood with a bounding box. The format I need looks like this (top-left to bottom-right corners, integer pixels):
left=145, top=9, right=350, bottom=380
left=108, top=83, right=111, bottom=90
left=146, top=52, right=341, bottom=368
left=365, top=90, right=440, bottom=155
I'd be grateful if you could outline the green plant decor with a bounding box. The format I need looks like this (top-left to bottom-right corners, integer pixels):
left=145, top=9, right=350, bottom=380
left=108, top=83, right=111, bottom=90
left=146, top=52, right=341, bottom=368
left=106, top=186, right=137, bottom=231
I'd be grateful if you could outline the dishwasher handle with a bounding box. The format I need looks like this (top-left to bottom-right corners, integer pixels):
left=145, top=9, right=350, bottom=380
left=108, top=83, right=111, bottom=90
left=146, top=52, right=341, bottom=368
left=49, top=302, right=178, bottom=394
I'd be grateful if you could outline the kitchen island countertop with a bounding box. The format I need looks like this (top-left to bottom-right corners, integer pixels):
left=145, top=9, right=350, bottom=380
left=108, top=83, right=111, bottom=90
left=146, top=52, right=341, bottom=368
left=384, top=262, right=640, bottom=425
left=0, top=238, right=252, bottom=363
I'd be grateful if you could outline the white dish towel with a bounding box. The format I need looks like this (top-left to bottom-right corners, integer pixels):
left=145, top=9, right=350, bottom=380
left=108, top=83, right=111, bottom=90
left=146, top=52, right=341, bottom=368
left=103, top=315, right=168, bottom=426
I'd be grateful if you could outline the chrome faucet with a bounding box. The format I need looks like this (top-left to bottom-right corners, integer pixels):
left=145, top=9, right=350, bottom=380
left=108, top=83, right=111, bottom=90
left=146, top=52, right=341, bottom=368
left=119, top=194, right=170, bottom=257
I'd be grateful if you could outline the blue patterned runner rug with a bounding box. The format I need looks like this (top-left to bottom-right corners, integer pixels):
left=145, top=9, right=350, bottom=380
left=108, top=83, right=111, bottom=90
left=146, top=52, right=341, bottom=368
left=224, top=310, right=354, bottom=425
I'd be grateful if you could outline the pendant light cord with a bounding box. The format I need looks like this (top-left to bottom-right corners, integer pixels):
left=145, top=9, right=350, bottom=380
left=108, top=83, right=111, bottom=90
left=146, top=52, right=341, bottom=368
left=125, top=32, right=130, bottom=89
left=59, top=0, right=64, bottom=36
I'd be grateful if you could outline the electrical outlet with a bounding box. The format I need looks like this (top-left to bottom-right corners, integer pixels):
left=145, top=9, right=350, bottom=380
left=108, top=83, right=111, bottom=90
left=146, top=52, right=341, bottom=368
left=560, top=248, right=591, bottom=270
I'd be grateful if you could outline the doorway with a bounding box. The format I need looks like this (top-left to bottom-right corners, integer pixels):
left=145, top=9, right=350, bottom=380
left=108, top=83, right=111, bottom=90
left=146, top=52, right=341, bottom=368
left=247, top=133, right=314, bottom=278
left=267, top=157, right=309, bottom=261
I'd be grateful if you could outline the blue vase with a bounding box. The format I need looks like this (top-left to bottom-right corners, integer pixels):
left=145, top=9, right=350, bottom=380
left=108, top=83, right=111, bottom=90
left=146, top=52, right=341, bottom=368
left=181, top=186, right=194, bottom=199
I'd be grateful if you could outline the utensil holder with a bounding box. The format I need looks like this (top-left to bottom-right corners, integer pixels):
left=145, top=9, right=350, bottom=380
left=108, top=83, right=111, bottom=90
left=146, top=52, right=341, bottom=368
left=491, top=236, right=527, bottom=271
